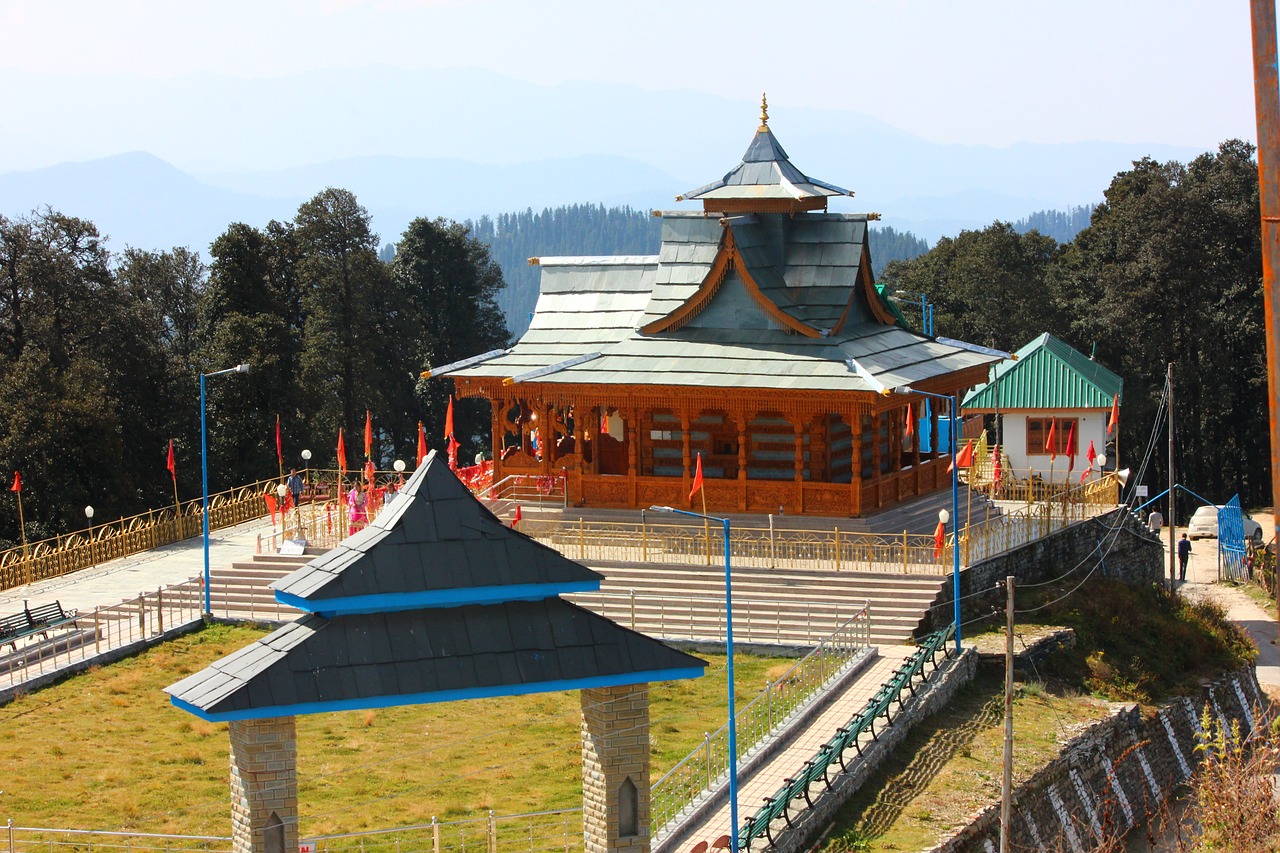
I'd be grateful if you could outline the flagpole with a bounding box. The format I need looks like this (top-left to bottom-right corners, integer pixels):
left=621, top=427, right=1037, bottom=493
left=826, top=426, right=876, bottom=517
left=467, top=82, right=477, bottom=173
left=15, top=488, right=30, bottom=585
left=702, top=484, right=711, bottom=567
left=172, top=470, right=183, bottom=539
left=276, top=415, right=284, bottom=484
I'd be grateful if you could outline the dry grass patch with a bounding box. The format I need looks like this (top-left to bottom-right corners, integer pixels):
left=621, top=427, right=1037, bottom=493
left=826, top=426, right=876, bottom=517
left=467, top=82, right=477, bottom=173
left=1, top=623, right=781, bottom=837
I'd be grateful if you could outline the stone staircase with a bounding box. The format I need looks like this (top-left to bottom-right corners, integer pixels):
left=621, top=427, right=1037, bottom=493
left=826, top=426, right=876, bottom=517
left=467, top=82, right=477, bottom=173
left=581, top=560, right=943, bottom=648
left=206, top=553, right=311, bottom=622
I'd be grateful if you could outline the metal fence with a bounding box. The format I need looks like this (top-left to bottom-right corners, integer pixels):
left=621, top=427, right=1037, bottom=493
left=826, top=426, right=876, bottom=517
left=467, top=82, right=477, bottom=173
left=5, top=825, right=232, bottom=853
left=304, top=810, right=582, bottom=853
left=649, top=605, right=871, bottom=840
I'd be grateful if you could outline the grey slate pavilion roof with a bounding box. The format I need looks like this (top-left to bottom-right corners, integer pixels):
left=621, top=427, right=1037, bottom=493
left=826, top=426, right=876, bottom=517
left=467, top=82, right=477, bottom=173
left=166, top=451, right=705, bottom=722
left=271, top=451, right=603, bottom=614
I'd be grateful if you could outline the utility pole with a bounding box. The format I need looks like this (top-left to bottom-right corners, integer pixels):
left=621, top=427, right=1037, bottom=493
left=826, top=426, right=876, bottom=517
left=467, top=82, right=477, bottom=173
left=1250, top=0, right=1280, bottom=640
left=1167, top=363, right=1176, bottom=592
left=1000, top=574, right=1015, bottom=853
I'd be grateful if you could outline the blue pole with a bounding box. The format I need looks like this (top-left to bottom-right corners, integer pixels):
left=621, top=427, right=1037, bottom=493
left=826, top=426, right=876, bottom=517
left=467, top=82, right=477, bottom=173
left=950, top=394, right=961, bottom=654
left=920, top=295, right=927, bottom=333
left=723, top=516, right=739, bottom=853
left=200, top=371, right=211, bottom=615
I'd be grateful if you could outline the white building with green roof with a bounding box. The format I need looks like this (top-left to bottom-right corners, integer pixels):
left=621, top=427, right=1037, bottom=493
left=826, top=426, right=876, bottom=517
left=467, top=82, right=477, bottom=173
left=963, top=333, right=1123, bottom=481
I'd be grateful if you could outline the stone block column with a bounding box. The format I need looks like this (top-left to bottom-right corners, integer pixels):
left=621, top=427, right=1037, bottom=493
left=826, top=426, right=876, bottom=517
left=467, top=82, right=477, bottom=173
left=581, top=684, right=651, bottom=853
left=229, top=716, right=299, bottom=853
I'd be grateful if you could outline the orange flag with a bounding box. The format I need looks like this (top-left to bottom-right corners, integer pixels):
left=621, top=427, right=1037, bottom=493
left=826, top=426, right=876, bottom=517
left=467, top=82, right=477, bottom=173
left=1045, top=419, right=1057, bottom=461
left=9, top=471, right=20, bottom=493
left=511, top=505, right=522, bottom=528
left=1108, top=393, right=1119, bottom=435
left=337, top=428, right=347, bottom=474
left=689, top=452, right=704, bottom=502
left=364, top=410, right=373, bottom=460
left=1065, top=421, right=1076, bottom=472
left=417, top=421, right=428, bottom=467
left=991, top=446, right=1001, bottom=487
left=166, top=439, right=176, bottom=478
left=949, top=440, right=975, bottom=472
left=933, top=520, right=946, bottom=558
left=444, top=396, right=455, bottom=439
left=904, top=404, right=914, bottom=439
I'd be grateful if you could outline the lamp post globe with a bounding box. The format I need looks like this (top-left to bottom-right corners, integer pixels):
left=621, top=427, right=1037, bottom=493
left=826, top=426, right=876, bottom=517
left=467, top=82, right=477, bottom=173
left=393, top=459, right=406, bottom=473
left=1097, top=453, right=1107, bottom=469
left=84, top=505, right=94, bottom=520
left=301, top=449, right=312, bottom=463
left=938, top=508, right=950, bottom=524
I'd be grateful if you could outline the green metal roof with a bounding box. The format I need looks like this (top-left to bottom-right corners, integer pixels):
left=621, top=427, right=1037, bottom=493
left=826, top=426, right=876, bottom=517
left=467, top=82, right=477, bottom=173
left=963, top=333, right=1123, bottom=410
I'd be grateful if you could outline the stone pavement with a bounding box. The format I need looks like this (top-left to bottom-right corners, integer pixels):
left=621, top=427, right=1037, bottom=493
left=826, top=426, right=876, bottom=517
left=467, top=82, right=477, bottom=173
left=1173, top=519, right=1280, bottom=694
left=671, top=646, right=913, bottom=850
left=0, top=516, right=276, bottom=616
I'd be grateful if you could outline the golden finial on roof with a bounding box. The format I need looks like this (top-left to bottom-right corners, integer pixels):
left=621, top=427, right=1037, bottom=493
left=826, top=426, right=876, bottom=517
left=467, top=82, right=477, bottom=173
left=759, top=93, right=769, bottom=131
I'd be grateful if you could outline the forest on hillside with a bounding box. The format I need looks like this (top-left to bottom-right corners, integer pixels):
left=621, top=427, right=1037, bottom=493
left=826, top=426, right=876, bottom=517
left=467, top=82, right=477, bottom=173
left=1013, top=204, right=1096, bottom=243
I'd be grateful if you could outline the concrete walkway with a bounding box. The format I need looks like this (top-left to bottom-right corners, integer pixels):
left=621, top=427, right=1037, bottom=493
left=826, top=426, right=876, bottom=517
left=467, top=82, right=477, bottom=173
left=0, top=516, right=276, bottom=615
left=1172, top=519, right=1280, bottom=695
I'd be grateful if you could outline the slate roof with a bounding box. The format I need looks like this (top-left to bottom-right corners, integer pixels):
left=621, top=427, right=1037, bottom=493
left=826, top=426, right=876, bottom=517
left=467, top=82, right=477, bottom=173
left=271, top=451, right=602, bottom=612
left=963, top=333, right=1124, bottom=411
left=166, top=599, right=706, bottom=722
left=449, top=212, right=1000, bottom=393
left=681, top=125, right=852, bottom=202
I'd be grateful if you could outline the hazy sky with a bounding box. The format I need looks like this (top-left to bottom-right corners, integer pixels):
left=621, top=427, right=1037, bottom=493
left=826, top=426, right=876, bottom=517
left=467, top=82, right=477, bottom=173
left=0, top=0, right=1261, bottom=149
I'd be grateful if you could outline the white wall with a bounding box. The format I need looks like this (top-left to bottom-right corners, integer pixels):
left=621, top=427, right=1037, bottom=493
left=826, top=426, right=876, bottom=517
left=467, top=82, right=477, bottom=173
left=998, top=409, right=1110, bottom=481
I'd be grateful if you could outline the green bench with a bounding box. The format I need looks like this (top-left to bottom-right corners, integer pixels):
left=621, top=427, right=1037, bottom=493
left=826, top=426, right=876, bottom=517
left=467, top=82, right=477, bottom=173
left=0, top=600, right=80, bottom=651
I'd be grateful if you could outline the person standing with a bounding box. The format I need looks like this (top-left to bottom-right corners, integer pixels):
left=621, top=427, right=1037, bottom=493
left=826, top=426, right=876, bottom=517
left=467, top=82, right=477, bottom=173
left=1148, top=507, right=1164, bottom=535
left=1178, top=533, right=1192, bottom=581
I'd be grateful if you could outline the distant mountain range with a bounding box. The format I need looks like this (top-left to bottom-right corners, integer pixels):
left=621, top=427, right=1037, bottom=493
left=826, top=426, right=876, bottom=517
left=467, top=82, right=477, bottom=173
left=0, top=67, right=1209, bottom=252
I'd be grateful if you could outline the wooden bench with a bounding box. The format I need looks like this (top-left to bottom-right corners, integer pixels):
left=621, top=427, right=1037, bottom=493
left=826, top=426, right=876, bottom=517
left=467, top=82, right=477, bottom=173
left=0, top=600, right=79, bottom=650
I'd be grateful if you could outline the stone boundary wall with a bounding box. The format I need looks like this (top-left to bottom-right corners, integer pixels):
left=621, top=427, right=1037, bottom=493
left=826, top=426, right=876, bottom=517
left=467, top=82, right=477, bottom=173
left=923, top=509, right=1163, bottom=635
left=924, top=664, right=1266, bottom=853
left=757, top=649, right=980, bottom=853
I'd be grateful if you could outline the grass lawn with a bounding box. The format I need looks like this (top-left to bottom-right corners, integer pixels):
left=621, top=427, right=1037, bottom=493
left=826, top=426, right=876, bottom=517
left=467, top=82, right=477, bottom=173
left=0, top=624, right=788, bottom=836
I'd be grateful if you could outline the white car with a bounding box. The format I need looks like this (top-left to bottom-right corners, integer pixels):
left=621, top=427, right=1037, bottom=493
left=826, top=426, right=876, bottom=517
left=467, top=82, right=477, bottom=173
left=1186, top=505, right=1263, bottom=541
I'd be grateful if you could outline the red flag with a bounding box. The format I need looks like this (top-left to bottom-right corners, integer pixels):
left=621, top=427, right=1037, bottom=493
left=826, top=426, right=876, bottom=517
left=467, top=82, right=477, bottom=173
left=166, top=439, right=176, bottom=478
left=1085, top=439, right=1097, bottom=468
left=689, top=452, right=704, bottom=502
left=337, top=429, right=347, bottom=473
left=949, top=440, right=975, bottom=472
left=275, top=415, right=282, bottom=464
left=600, top=410, right=609, bottom=435
left=264, top=492, right=278, bottom=524
left=364, top=410, right=373, bottom=460
left=1045, top=419, right=1057, bottom=461
left=1080, top=468, right=1090, bottom=484
left=511, top=505, right=522, bottom=528
left=904, top=404, right=914, bottom=439
left=933, top=520, right=946, bottom=558
left=364, top=459, right=376, bottom=486
left=1108, top=393, right=1119, bottom=435
left=444, top=396, right=455, bottom=440
left=448, top=435, right=460, bottom=471
left=1065, top=421, right=1077, bottom=472
left=9, top=471, right=20, bottom=493
left=417, top=421, right=428, bottom=467
left=991, top=446, right=1002, bottom=487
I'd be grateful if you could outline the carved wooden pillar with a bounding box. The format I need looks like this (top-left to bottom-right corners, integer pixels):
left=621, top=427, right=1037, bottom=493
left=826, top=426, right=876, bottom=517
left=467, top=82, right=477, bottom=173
left=680, top=406, right=692, bottom=498
left=541, top=402, right=555, bottom=475
left=491, top=398, right=506, bottom=481
left=571, top=402, right=585, bottom=504
left=911, top=401, right=922, bottom=495
left=592, top=407, right=602, bottom=475
left=625, top=406, right=638, bottom=505
left=792, top=414, right=805, bottom=515
left=849, top=412, right=863, bottom=517
left=928, top=402, right=940, bottom=460
left=871, top=411, right=883, bottom=509
left=736, top=408, right=748, bottom=512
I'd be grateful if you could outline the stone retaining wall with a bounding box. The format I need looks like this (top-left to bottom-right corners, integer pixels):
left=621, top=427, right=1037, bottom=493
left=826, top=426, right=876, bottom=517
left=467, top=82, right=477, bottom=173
left=923, top=509, right=1163, bottom=635
left=925, top=664, right=1266, bottom=852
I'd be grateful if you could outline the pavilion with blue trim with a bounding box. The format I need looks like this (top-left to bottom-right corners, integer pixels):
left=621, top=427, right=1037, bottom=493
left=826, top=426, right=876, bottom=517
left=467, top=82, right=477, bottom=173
left=167, top=450, right=704, bottom=853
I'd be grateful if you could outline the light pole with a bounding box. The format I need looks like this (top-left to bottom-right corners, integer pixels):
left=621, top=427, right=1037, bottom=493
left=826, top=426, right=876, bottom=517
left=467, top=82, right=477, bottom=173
left=301, top=450, right=313, bottom=540
left=650, top=504, right=739, bottom=853
left=894, top=387, right=962, bottom=654
left=201, top=363, right=250, bottom=615
left=84, top=505, right=95, bottom=570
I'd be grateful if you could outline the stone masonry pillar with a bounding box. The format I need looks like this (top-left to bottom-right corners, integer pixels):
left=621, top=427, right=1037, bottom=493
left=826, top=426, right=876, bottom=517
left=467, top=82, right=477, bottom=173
left=581, top=684, right=651, bottom=853
left=229, top=716, right=299, bottom=853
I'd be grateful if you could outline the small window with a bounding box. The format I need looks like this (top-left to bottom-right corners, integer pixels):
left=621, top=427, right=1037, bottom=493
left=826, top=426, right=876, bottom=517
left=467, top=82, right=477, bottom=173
left=1026, top=417, right=1078, bottom=456
left=264, top=812, right=284, bottom=853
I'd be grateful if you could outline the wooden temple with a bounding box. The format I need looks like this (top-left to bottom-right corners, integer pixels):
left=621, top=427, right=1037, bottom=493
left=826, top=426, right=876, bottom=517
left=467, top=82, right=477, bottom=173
left=437, top=98, right=1000, bottom=517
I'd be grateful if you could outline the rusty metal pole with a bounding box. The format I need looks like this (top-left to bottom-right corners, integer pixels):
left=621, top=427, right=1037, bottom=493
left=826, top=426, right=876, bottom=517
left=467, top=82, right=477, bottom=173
left=1251, top=0, right=1280, bottom=636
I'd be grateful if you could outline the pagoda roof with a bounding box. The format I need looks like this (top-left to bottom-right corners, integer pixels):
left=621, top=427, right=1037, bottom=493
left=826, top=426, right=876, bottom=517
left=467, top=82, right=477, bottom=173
left=680, top=97, right=852, bottom=206
left=963, top=333, right=1123, bottom=411
left=443, top=213, right=1000, bottom=395
left=271, top=451, right=603, bottom=614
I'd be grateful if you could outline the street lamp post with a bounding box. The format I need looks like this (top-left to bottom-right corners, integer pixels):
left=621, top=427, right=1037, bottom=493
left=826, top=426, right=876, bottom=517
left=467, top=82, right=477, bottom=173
left=651, top=504, right=739, bottom=853
left=301, top=450, right=313, bottom=540
left=201, top=363, right=250, bottom=615
left=895, top=387, right=962, bottom=654
left=84, top=505, right=95, bottom=570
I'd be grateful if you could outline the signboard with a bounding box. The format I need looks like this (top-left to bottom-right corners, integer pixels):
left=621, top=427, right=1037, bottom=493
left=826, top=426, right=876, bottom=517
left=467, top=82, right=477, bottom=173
left=299, top=844, right=315, bottom=853
left=1135, top=485, right=1149, bottom=498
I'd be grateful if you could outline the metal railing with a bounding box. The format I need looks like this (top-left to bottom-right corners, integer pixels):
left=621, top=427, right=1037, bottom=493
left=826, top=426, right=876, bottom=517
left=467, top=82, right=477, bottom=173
left=6, top=824, right=232, bottom=853
left=305, top=809, right=582, bottom=853
left=649, top=604, right=871, bottom=840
